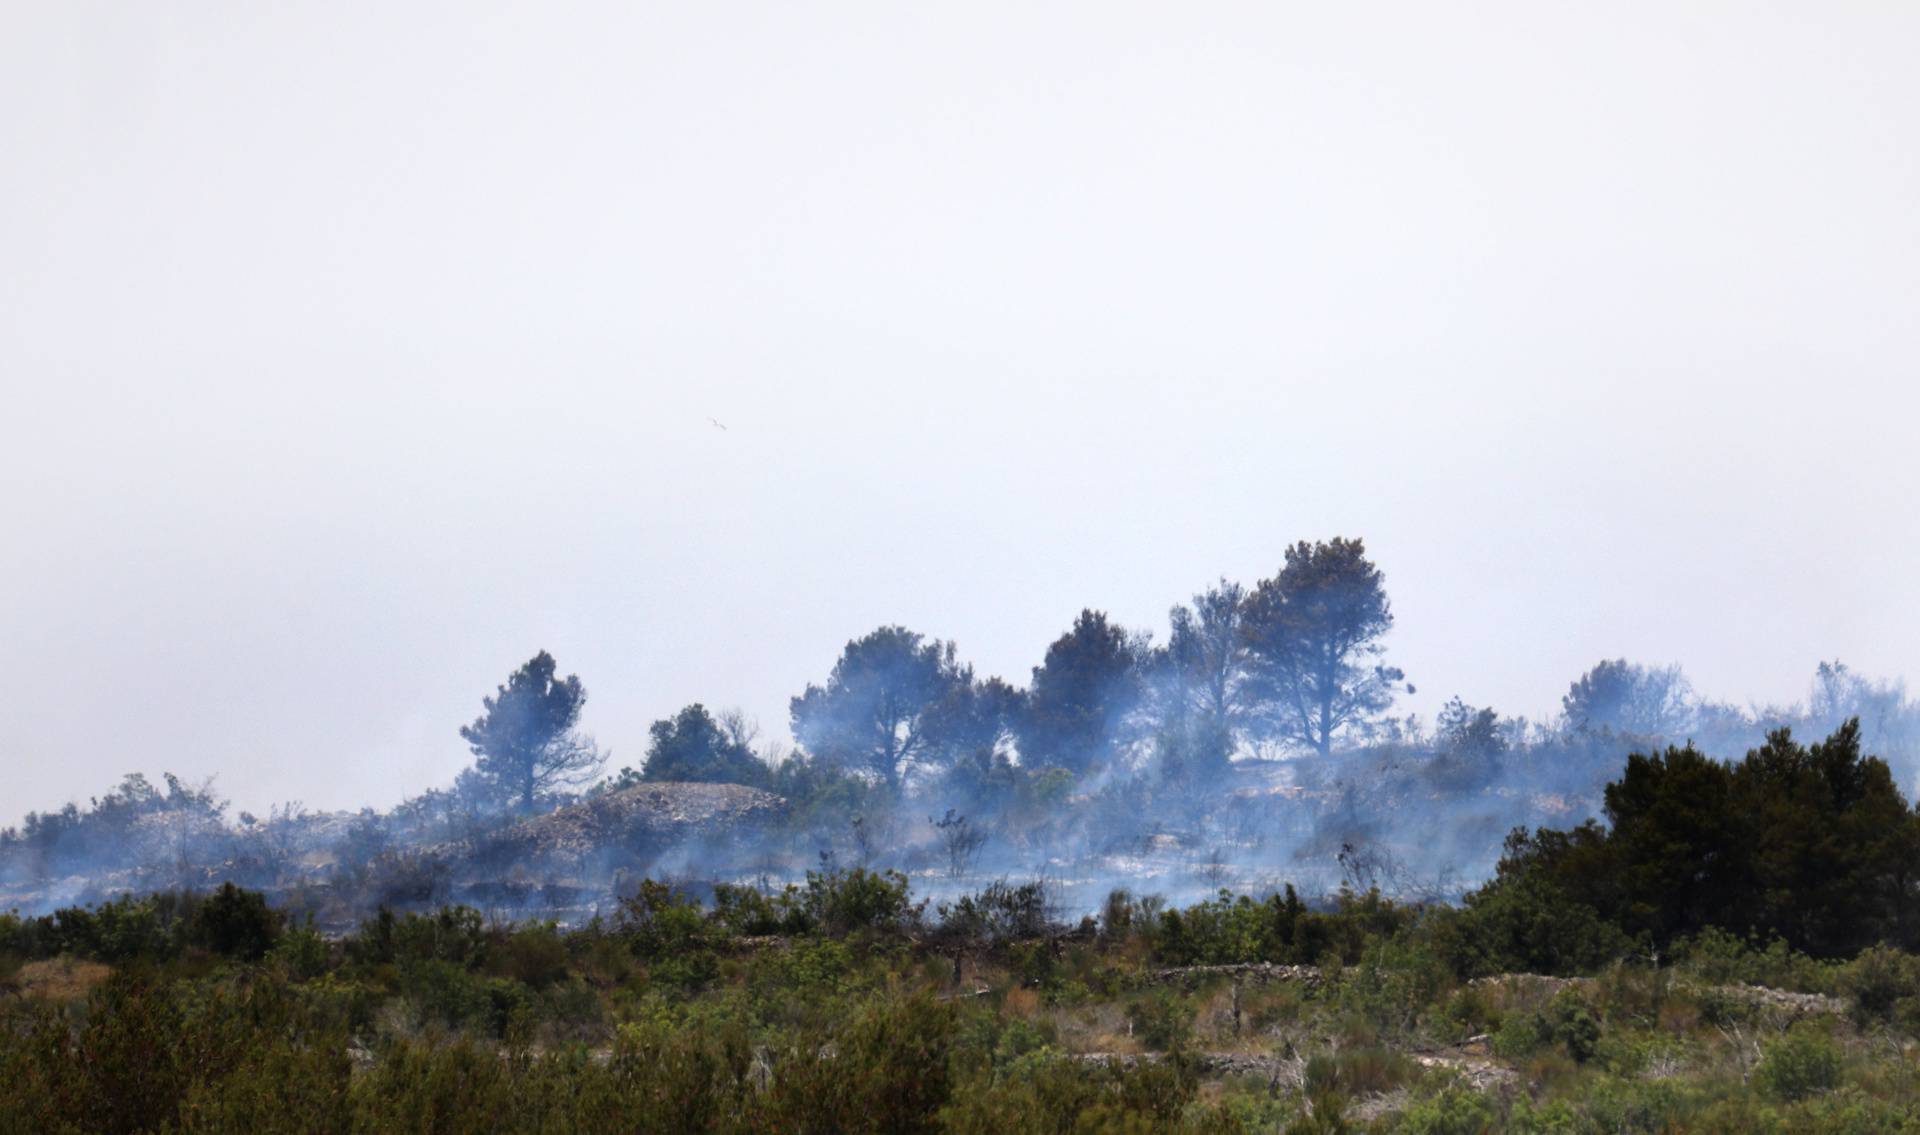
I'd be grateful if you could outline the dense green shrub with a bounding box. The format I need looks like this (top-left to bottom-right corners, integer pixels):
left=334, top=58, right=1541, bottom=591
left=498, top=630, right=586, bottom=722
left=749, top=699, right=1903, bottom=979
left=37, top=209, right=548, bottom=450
left=189, top=883, right=280, bottom=960
left=803, top=866, right=921, bottom=936
left=1838, top=943, right=1920, bottom=1028
left=1389, top=1086, right=1500, bottom=1135
left=1757, top=1025, right=1843, bottom=1102
left=1127, top=988, right=1194, bottom=1052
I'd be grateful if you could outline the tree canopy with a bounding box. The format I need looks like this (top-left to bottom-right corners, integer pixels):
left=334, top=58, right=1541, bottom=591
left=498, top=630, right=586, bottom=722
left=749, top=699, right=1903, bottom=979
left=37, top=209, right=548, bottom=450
left=1241, top=538, right=1403, bottom=756
left=459, top=650, right=603, bottom=813
left=640, top=704, right=769, bottom=788
left=1018, top=609, right=1143, bottom=776
left=789, top=626, right=971, bottom=790
left=1560, top=659, right=1694, bottom=738
left=1463, top=720, right=1920, bottom=962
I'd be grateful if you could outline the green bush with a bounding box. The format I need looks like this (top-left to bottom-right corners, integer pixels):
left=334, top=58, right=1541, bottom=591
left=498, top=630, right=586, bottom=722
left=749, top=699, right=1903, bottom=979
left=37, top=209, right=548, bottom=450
left=189, top=883, right=281, bottom=960
left=1545, top=990, right=1600, bottom=1063
left=1126, top=989, right=1194, bottom=1052
left=487, top=922, right=569, bottom=988
left=268, top=921, right=330, bottom=981
left=803, top=867, right=921, bottom=937
left=1391, top=1085, right=1500, bottom=1135
left=1757, top=1025, right=1843, bottom=1101
left=1840, top=943, right=1920, bottom=1028
left=401, top=959, right=532, bottom=1037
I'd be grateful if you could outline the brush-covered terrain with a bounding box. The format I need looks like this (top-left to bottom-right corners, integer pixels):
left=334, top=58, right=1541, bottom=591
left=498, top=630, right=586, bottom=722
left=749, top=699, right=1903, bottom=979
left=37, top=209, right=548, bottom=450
left=11, top=716, right=1920, bottom=1133
left=9, top=544, right=1920, bottom=1131
left=7, top=867, right=1920, bottom=1134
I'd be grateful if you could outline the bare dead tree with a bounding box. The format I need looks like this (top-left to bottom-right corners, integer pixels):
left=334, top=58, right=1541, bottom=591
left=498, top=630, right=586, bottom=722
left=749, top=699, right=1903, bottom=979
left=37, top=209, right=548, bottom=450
left=931, top=809, right=988, bottom=879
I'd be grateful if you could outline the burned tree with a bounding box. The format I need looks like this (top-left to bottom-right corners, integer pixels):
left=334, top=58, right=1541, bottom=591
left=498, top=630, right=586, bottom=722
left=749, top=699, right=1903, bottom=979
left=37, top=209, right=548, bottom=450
left=930, top=809, right=988, bottom=878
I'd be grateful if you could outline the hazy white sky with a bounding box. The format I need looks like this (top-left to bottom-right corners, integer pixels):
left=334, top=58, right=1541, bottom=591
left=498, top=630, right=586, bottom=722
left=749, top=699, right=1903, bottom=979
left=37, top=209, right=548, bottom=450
left=3, top=2, right=1917, bottom=822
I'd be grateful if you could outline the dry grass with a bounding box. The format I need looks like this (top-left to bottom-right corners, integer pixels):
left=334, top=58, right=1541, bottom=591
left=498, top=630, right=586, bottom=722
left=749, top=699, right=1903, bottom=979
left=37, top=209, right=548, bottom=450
left=12, top=958, right=111, bottom=1002
left=1051, top=1000, right=1138, bottom=1054
left=1194, top=984, right=1247, bottom=1046
left=1003, top=986, right=1042, bottom=1020
left=1659, top=998, right=1703, bottom=1035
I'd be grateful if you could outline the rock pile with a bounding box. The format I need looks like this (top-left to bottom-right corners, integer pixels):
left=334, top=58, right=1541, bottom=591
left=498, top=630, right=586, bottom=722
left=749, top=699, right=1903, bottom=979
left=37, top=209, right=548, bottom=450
left=460, top=782, right=787, bottom=867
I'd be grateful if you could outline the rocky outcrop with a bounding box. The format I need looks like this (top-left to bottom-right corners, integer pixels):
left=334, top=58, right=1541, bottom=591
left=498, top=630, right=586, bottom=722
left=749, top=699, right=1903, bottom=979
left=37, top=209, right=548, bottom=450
left=457, top=782, right=787, bottom=868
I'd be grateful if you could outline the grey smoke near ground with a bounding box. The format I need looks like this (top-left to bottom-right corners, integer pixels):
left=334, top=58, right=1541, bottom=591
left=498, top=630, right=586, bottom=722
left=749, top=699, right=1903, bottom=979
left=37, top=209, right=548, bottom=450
left=2, top=3, right=1917, bottom=821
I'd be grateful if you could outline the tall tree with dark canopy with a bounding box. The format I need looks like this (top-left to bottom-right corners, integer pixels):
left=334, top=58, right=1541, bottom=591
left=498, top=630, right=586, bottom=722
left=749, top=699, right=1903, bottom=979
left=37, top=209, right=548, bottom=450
left=459, top=650, right=603, bottom=813
left=1241, top=538, right=1403, bottom=756
left=789, top=626, right=969, bottom=790
left=641, top=703, right=769, bottom=787
left=923, top=674, right=1024, bottom=766
left=1019, top=609, right=1143, bottom=776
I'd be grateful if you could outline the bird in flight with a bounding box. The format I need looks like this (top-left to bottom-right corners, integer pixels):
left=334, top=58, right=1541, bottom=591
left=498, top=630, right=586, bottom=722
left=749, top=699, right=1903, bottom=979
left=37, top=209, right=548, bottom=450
left=709, top=417, right=728, bottom=431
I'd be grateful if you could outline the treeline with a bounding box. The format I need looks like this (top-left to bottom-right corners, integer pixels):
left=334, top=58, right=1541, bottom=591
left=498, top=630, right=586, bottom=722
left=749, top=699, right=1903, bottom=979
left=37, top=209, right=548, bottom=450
left=10, top=718, right=1920, bottom=981
left=5, top=536, right=1917, bottom=914
left=1457, top=720, right=1920, bottom=970
left=11, top=722, right=1920, bottom=1133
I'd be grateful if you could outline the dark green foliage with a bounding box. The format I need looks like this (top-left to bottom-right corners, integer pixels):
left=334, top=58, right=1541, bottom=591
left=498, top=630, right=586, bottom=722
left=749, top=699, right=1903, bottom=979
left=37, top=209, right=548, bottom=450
left=1018, top=608, right=1143, bottom=775
left=1241, top=538, right=1402, bottom=756
left=1127, top=988, right=1194, bottom=1051
left=803, top=866, right=921, bottom=936
left=1440, top=827, right=1634, bottom=977
left=618, top=880, right=717, bottom=966
left=188, top=882, right=280, bottom=961
left=346, top=904, right=489, bottom=968
left=638, top=702, right=770, bottom=786
left=0, top=972, right=352, bottom=1135
left=14, top=864, right=1920, bottom=1135
left=1840, top=944, right=1920, bottom=1028
left=936, top=879, right=1051, bottom=943
left=1149, top=885, right=1408, bottom=968
left=1756, top=1025, right=1843, bottom=1101
left=789, top=625, right=973, bottom=789
left=1464, top=721, right=1920, bottom=969
left=400, top=959, right=531, bottom=1036
left=711, top=881, right=815, bottom=936
left=485, top=922, right=570, bottom=988
left=0, top=887, right=289, bottom=966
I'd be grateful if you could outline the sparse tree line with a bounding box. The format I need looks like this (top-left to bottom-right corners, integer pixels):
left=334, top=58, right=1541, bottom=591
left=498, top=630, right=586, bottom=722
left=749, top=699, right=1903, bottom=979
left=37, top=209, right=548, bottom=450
left=14, top=731, right=1920, bottom=1133
left=4, top=537, right=1917, bottom=922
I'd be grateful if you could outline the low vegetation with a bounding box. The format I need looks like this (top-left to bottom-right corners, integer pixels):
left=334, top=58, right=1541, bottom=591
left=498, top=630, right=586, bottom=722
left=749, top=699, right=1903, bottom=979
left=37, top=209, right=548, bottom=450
left=10, top=840, right=1920, bottom=1132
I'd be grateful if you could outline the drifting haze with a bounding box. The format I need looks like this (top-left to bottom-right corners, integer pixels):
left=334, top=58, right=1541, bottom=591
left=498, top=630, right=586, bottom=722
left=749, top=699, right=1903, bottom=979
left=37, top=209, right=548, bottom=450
left=2, top=2, right=1916, bottom=821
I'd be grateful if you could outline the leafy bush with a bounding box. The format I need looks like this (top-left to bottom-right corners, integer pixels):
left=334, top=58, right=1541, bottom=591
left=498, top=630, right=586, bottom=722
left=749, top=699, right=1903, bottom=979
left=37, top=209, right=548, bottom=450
left=712, top=881, right=812, bottom=937
left=803, top=867, right=921, bottom=937
left=1127, top=989, right=1193, bottom=1052
left=348, top=905, right=488, bottom=968
left=268, top=921, right=331, bottom=981
left=1390, top=1085, right=1500, bottom=1135
left=1839, top=943, right=1920, bottom=1027
left=936, top=879, right=1053, bottom=943
left=400, top=959, right=532, bottom=1037
left=190, top=882, right=281, bottom=960
left=1757, top=1025, right=1843, bottom=1101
